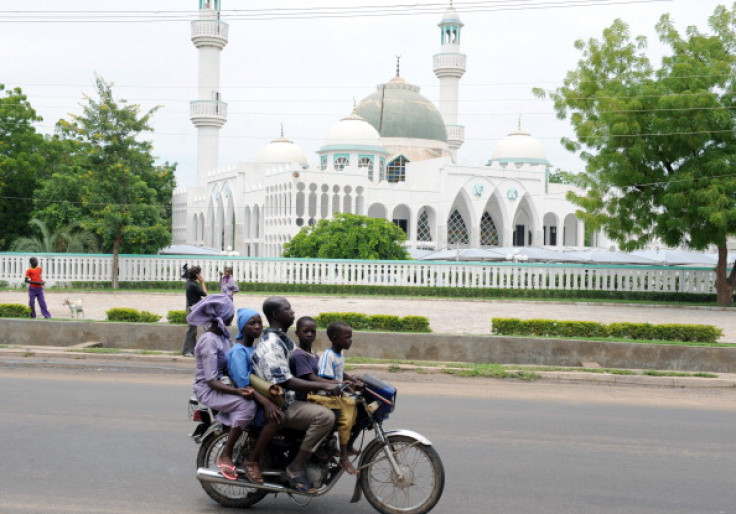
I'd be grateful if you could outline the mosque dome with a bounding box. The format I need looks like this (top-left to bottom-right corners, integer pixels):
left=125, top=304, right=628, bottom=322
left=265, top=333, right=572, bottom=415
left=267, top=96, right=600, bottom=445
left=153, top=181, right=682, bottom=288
left=490, top=126, right=549, bottom=165
left=320, top=111, right=385, bottom=152
left=355, top=76, right=448, bottom=142
left=258, top=135, right=307, bottom=164
left=441, top=5, right=463, bottom=24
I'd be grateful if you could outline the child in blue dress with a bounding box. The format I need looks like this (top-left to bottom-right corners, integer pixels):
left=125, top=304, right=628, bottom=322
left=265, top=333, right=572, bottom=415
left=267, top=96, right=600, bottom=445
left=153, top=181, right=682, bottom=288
left=227, top=308, right=283, bottom=483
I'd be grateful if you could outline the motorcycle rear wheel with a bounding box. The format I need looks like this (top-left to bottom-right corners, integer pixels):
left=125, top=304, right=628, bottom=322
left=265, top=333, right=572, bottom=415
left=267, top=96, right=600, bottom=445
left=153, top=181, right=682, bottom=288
left=359, top=434, right=445, bottom=514
left=196, top=430, right=268, bottom=508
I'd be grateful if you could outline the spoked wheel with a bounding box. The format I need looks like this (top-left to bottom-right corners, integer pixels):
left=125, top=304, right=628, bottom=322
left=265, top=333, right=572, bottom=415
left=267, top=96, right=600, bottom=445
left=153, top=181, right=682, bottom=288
left=196, top=430, right=268, bottom=508
left=359, top=435, right=445, bottom=514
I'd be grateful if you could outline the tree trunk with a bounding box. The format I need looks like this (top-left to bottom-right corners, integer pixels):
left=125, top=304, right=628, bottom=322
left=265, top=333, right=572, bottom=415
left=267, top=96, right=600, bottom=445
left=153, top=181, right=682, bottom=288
left=111, top=235, right=122, bottom=290
left=713, top=243, right=736, bottom=307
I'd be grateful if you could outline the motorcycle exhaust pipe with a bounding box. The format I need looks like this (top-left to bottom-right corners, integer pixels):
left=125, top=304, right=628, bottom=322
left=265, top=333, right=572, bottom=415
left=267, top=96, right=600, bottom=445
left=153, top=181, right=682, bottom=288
left=196, top=467, right=289, bottom=494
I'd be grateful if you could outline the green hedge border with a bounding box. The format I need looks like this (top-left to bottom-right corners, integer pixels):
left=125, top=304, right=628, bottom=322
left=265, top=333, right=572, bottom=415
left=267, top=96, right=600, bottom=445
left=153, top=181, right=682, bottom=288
left=44, top=281, right=732, bottom=304
left=491, top=317, right=723, bottom=343
left=314, top=312, right=431, bottom=333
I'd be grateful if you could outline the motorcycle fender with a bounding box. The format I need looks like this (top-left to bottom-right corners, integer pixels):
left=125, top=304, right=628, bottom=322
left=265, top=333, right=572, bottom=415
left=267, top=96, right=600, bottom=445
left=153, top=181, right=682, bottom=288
left=349, top=429, right=434, bottom=504
left=197, top=422, right=224, bottom=444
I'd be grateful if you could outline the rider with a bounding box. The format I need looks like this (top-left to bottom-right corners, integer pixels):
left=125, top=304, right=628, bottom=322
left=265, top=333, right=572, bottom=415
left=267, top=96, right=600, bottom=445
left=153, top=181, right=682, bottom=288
left=251, top=296, right=342, bottom=493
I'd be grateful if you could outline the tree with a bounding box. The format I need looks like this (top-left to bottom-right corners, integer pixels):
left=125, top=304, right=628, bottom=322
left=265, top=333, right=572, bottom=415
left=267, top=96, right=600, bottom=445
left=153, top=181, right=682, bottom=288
left=10, top=218, right=98, bottom=253
left=535, top=4, right=736, bottom=305
left=36, top=77, right=176, bottom=288
left=283, top=213, right=410, bottom=260
left=0, top=85, right=48, bottom=249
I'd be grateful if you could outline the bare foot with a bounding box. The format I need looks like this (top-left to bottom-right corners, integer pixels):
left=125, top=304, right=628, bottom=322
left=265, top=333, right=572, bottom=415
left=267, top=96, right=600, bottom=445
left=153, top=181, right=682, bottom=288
left=340, top=456, right=358, bottom=475
left=347, top=446, right=361, bottom=457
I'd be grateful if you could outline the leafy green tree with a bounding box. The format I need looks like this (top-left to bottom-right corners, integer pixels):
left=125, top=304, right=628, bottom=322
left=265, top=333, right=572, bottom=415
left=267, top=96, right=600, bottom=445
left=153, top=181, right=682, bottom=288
left=283, top=213, right=409, bottom=260
left=535, top=4, right=736, bottom=305
left=10, top=218, right=98, bottom=253
left=36, top=76, right=176, bottom=288
left=0, top=85, right=48, bottom=249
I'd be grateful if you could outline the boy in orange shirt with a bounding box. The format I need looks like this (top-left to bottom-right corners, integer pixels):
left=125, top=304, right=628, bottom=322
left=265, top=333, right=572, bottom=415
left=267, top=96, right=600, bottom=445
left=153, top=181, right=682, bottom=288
left=25, top=257, right=51, bottom=319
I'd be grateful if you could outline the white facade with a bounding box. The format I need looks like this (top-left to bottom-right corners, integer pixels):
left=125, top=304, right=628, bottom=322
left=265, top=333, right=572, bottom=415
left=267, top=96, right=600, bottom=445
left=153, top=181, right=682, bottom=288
left=172, top=3, right=599, bottom=257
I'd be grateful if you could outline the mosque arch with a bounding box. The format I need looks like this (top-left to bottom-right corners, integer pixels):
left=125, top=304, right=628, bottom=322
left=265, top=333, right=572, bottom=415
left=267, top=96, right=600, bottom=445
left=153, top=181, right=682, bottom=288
left=416, top=206, right=436, bottom=244
left=563, top=213, right=580, bottom=246
left=392, top=204, right=411, bottom=238
left=243, top=206, right=251, bottom=239
left=205, top=199, right=215, bottom=248
left=543, top=212, right=559, bottom=246
left=386, top=155, right=409, bottom=183
left=447, top=192, right=473, bottom=247
left=343, top=192, right=352, bottom=213
left=320, top=192, right=329, bottom=218
left=223, top=184, right=235, bottom=251
left=367, top=203, right=387, bottom=219
left=511, top=194, right=539, bottom=247
left=481, top=191, right=505, bottom=247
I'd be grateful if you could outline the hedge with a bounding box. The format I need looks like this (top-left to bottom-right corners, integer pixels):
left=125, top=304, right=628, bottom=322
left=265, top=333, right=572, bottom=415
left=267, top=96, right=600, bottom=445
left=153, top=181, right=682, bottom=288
left=167, top=310, right=188, bottom=324
left=56, top=281, right=729, bottom=304
left=491, top=317, right=723, bottom=343
left=315, top=312, right=432, bottom=333
left=0, top=303, right=31, bottom=318
left=106, top=308, right=162, bottom=323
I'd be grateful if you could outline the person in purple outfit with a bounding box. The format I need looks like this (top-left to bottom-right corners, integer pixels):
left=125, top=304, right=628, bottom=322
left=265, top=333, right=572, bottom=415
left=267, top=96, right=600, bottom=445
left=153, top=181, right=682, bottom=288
left=25, top=257, right=51, bottom=319
left=219, top=266, right=239, bottom=300
left=188, top=294, right=266, bottom=481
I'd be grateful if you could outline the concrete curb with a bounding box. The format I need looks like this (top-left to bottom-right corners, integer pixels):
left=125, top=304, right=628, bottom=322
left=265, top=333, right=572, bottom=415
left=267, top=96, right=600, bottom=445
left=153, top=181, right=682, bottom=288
left=1, top=346, right=734, bottom=388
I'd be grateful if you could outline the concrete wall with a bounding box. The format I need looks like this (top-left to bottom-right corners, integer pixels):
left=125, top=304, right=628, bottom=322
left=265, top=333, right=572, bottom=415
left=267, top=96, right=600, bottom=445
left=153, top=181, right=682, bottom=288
left=3, top=319, right=735, bottom=373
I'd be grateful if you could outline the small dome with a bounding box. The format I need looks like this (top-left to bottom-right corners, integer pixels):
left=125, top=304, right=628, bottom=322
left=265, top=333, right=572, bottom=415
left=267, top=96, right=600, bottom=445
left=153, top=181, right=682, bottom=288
left=440, top=6, right=463, bottom=25
left=258, top=136, right=307, bottom=164
left=490, top=127, right=548, bottom=164
left=356, top=78, right=447, bottom=142
left=320, top=111, right=384, bottom=151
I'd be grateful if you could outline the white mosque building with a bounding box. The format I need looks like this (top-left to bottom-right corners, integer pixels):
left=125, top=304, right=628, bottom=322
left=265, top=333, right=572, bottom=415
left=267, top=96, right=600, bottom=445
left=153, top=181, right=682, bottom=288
left=172, top=0, right=600, bottom=257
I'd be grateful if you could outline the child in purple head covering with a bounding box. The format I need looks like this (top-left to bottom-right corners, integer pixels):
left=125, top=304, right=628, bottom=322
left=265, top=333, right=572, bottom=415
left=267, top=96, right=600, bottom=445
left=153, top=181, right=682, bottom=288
left=188, top=295, right=258, bottom=480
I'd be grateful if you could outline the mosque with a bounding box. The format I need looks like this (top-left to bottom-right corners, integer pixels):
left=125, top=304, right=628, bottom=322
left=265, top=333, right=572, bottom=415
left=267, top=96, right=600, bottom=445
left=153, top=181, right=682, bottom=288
left=171, top=0, right=601, bottom=257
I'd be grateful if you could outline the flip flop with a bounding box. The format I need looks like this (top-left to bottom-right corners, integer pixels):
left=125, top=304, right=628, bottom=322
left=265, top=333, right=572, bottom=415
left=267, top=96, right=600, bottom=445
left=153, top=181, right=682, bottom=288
left=217, top=458, right=238, bottom=481
left=285, top=472, right=314, bottom=493
left=244, top=460, right=264, bottom=483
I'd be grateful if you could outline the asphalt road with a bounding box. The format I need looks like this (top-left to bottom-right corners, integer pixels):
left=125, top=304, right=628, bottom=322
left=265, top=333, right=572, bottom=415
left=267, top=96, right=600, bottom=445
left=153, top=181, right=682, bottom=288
left=2, top=366, right=736, bottom=514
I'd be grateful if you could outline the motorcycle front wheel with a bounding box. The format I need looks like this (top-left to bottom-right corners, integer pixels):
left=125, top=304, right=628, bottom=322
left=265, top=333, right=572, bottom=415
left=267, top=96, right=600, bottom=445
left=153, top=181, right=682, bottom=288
left=196, top=430, right=268, bottom=508
left=359, top=434, right=445, bottom=514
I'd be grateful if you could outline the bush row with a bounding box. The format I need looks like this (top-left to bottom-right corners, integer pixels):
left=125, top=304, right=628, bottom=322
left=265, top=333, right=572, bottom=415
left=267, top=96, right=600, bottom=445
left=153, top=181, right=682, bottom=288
left=314, top=312, right=431, bottom=332
left=106, top=308, right=162, bottom=323
left=491, top=318, right=723, bottom=343
left=56, top=281, right=727, bottom=304
left=0, top=303, right=31, bottom=318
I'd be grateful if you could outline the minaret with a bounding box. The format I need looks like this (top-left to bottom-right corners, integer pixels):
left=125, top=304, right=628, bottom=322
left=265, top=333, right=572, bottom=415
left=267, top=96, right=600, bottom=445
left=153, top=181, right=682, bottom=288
left=190, top=0, right=228, bottom=186
left=432, top=2, right=466, bottom=158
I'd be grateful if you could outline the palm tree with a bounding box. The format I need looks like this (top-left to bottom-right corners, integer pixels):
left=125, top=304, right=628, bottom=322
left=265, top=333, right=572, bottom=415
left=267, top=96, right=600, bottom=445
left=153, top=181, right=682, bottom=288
left=10, top=218, right=99, bottom=253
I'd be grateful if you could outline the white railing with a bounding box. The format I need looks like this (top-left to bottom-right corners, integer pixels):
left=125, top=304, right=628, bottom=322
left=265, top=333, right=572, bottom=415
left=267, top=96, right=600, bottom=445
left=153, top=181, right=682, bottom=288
left=0, top=252, right=719, bottom=294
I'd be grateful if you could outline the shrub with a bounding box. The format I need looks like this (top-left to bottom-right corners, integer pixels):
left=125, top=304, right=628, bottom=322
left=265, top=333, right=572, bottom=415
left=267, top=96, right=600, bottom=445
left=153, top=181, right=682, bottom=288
left=492, top=317, right=721, bottom=343
left=0, top=303, right=31, bottom=318
left=402, top=315, right=431, bottom=333
left=167, top=310, right=188, bottom=324
left=315, top=312, right=431, bottom=333
left=370, top=315, right=403, bottom=331
left=106, top=308, right=162, bottom=323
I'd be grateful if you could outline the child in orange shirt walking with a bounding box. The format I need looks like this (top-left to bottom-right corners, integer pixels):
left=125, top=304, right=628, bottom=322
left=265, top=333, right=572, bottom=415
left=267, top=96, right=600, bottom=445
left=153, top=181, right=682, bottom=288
left=25, top=257, right=51, bottom=319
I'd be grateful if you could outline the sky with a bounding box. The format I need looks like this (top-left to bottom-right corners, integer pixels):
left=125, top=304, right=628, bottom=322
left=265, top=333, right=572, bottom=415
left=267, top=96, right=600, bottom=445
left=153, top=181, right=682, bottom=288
left=1, top=0, right=726, bottom=188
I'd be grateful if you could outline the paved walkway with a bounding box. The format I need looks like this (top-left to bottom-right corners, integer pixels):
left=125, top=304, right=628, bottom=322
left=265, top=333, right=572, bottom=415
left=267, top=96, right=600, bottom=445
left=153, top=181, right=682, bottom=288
left=2, top=289, right=736, bottom=343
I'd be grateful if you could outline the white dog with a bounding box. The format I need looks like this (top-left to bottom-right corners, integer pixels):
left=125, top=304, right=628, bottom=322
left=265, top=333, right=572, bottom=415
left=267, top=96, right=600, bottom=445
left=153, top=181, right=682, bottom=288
left=63, top=298, right=84, bottom=319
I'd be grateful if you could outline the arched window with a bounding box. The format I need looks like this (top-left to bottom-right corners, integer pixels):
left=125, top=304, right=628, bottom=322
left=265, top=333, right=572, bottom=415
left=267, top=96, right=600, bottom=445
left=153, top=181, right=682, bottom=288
left=358, top=155, right=374, bottom=180
left=334, top=154, right=349, bottom=171
left=480, top=212, right=499, bottom=246
left=447, top=209, right=468, bottom=245
left=387, top=155, right=408, bottom=183
left=417, top=209, right=432, bottom=242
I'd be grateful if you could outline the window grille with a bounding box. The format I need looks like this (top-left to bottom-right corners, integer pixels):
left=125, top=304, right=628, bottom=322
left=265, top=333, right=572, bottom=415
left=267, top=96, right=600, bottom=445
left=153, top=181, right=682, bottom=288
left=417, top=209, right=432, bottom=242
left=334, top=155, right=349, bottom=171
left=447, top=209, right=468, bottom=245
left=480, top=212, right=499, bottom=246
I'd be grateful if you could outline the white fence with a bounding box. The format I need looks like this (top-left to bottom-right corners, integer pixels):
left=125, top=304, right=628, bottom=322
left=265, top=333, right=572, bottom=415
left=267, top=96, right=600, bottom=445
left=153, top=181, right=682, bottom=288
left=0, top=252, right=718, bottom=294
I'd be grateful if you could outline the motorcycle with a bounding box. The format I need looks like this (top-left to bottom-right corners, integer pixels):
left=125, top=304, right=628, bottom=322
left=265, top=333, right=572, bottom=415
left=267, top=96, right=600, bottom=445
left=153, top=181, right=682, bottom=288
left=189, top=373, right=445, bottom=514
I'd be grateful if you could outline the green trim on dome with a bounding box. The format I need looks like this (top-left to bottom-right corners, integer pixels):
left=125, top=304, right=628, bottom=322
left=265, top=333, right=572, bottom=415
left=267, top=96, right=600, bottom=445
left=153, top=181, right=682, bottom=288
left=317, top=144, right=389, bottom=155
left=356, top=87, right=448, bottom=142
left=487, top=157, right=550, bottom=166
